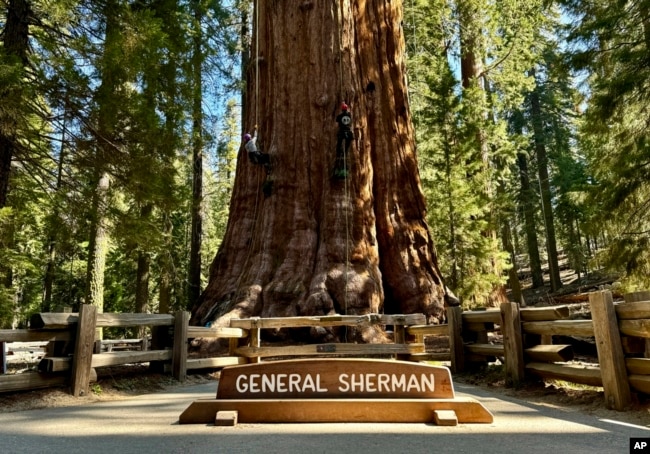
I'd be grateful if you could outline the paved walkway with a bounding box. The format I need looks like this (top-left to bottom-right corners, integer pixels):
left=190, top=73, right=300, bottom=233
left=1, top=382, right=649, bottom=453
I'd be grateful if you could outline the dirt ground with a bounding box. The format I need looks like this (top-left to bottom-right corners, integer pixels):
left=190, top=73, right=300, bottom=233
left=2, top=360, right=650, bottom=429
left=0, top=365, right=218, bottom=413
left=455, top=367, right=650, bottom=428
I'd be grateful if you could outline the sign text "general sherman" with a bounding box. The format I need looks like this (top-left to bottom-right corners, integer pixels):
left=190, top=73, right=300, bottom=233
left=235, top=373, right=435, bottom=394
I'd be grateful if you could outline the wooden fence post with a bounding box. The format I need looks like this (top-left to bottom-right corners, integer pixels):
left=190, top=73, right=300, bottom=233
left=71, top=304, right=97, bottom=397
left=623, top=291, right=650, bottom=358
left=500, top=302, right=524, bottom=386
left=1, top=341, right=6, bottom=374
left=448, top=306, right=464, bottom=373
left=249, top=317, right=261, bottom=364
left=149, top=325, right=170, bottom=373
left=172, top=311, right=189, bottom=382
left=590, top=290, right=631, bottom=410
left=393, top=315, right=409, bottom=361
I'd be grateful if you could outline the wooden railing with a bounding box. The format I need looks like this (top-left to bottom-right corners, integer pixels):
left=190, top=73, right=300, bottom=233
left=3, top=290, right=650, bottom=411
left=230, top=313, right=426, bottom=361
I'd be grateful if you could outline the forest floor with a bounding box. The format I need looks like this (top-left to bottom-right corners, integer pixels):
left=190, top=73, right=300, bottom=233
left=0, top=364, right=218, bottom=413
left=2, top=267, right=650, bottom=427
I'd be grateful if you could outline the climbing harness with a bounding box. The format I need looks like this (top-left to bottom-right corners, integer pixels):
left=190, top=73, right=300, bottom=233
left=334, top=103, right=353, bottom=178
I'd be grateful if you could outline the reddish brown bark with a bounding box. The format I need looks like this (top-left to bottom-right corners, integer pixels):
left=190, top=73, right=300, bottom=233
left=191, top=1, right=446, bottom=341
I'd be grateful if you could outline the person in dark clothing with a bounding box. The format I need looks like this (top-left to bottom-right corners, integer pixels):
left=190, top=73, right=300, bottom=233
left=335, top=103, right=354, bottom=178
left=243, top=126, right=270, bottom=172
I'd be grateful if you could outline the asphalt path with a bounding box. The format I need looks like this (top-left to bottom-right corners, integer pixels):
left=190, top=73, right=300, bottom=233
left=1, top=382, right=649, bottom=454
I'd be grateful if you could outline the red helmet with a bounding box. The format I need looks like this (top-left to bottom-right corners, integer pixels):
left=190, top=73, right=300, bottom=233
left=341, top=102, right=348, bottom=111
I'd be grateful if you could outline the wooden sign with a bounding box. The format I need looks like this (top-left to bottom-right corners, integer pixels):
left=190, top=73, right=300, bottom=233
left=179, top=358, right=494, bottom=425
left=217, top=358, right=454, bottom=399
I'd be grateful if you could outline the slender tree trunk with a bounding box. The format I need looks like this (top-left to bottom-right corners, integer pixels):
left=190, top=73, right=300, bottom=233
left=0, top=0, right=30, bottom=316
left=43, top=100, right=69, bottom=311
left=530, top=80, right=562, bottom=291
left=159, top=213, right=173, bottom=314
left=43, top=245, right=56, bottom=312
left=135, top=252, right=150, bottom=307
left=153, top=0, right=183, bottom=316
left=501, top=221, right=524, bottom=305
left=135, top=239, right=151, bottom=339
left=192, top=1, right=446, bottom=341
left=85, top=0, right=122, bottom=336
left=458, top=0, right=482, bottom=92
left=135, top=204, right=153, bottom=321
left=187, top=0, right=204, bottom=310
left=517, top=150, right=544, bottom=287
left=0, top=0, right=30, bottom=208
left=85, top=172, right=110, bottom=314
left=444, top=132, right=459, bottom=291
left=458, top=0, right=507, bottom=306
left=568, top=218, right=582, bottom=281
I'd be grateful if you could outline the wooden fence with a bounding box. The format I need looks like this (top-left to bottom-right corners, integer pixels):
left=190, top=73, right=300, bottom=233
left=2, top=290, right=650, bottom=410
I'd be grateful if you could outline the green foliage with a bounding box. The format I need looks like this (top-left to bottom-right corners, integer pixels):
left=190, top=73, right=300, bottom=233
left=560, top=0, right=650, bottom=286
left=0, top=0, right=241, bottom=325
left=407, top=0, right=546, bottom=306
left=2, top=0, right=648, bottom=323
left=204, top=99, right=239, bottom=258
left=0, top=171, right=50, bottom=327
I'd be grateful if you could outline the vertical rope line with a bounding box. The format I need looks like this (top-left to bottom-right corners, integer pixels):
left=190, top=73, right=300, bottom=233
left=255, top=0, right=260, bottom=127
left=343, top=138, right=350, bottom=321
left=252, top=0, right=266, bottom=287
left=337, top=0, right=344, bottom=100
left=336, top=1, right=350, bottom=339
left=234, top=1, right=262, bottom=304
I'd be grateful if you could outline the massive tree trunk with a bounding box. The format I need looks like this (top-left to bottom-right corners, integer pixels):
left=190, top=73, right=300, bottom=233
left=191, top=1, right=446, bottom=341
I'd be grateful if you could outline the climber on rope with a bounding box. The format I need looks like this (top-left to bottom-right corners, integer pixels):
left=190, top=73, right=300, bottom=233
left=244, top=125, right=270, bottom=173
left=335, top=102, right=354, bottom=178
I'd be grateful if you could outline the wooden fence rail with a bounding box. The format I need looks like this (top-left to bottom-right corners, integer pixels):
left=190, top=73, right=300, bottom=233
left=3, top=290, right=650, bottom=412
left=230, top=313, right=427, bottom=363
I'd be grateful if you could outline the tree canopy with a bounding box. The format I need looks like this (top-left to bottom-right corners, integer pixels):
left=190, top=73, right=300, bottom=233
left=1, top=0, right=649, bottom=330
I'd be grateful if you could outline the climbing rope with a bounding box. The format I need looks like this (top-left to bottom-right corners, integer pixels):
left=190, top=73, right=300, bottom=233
left=251, top=0, right=265, bottom=283
left=337, top=0, right=344, bottom=101
left=255, top=0, right=260, bottom=127
left=235, top=0, right=263, bottom=298
left=335, top=0, right=351, bottom=325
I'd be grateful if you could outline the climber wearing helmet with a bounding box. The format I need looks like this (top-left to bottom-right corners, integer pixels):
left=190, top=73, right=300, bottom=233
left=334, top=102, right=354, bottom=178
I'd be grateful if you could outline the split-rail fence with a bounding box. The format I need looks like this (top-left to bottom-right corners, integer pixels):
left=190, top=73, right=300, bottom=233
left=2, top=290, right=650, bottom=411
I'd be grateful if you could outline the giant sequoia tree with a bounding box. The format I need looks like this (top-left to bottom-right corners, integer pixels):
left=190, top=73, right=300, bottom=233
left=191, top=1, right=448, bottom=340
